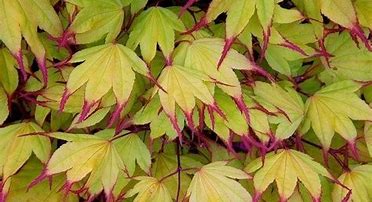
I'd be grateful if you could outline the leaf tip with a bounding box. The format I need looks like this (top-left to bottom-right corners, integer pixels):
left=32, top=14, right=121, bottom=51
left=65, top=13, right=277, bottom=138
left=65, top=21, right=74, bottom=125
left=217, top=37, right=235, bottom=69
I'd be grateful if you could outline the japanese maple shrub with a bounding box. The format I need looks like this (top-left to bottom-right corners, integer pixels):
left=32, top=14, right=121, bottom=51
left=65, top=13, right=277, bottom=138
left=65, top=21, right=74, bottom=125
left=0, top=0, right=372, bottom=201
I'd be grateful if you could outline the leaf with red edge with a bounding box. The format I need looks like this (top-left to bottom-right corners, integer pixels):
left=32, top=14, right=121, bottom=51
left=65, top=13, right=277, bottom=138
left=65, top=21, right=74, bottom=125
left=332, top=165, right=372, bottom=201
left=30, top=129, right=151, bottom=199
left=0, top=122, right=51, bottom=198
left=245, top=149, right=332, bottom=202
left=320, top=0, right=371, bottom=50
left=127, top=7, right=185, bottom=63
left=0, top=0, right=63, bottom=84
left=154, top=64, right=219, bottom=140
left=61, top=43, right=151, bottom=124
left=305, top=80, right=372, bottom=151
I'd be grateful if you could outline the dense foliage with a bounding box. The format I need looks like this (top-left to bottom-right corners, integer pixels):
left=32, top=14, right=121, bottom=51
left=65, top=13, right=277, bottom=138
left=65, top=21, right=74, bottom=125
left=0, top=0, right=372, bottom=201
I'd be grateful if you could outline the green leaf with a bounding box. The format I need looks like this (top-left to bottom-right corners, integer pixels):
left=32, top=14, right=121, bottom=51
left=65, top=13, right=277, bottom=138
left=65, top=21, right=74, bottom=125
left=320, top=0, right=357, bottom=29
left=0, top=0, right=63, bottom=84
left=355, top=0, right=372, bottom=29
left=246, top=149, right=331, bottom=201
left=174, top=37, right=252, bottom=98
left=187, top=161, right=252, bottom=202
left=40, top=129, right=150, bottom=197
left=6, top=158, right=78, bottom=202
left=0, top=88, right=9, bottom=125
left=323, top=32, right=372, bottom=81
left=204, top=88, right=248, bottom=140
left=254, top=82, right=305, bottom=139
left=0, top=48, right=18, bottom=95
left=0, top=122, right=50, bottom=179
left=155, top=64, right=215, bottom=136
left=305, top=80, right=372, bottom=149
left=225, top=0, right=256, bottom=39
left=63, top=43, right=150, bottom=122
left=151, top=153, right=202, bottom=199
left=127, top=7, right=185, bottom=62
left=66, top=0, right=125, bottom=44
left=332, top=165, right=372, bottom=201
left=126, top=176, right=172, bottom=202
left=113, top=132, right=151, bottom=176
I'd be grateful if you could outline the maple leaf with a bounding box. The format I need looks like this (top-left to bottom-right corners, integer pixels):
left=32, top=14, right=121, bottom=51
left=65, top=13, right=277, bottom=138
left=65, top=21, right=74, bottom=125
left=253, top=82, right=305, bottom=140
left=0, top=0, right=63, bottom=84
left=127, top=7, right=185, bottom=63
left=174, top=37, right=266, bottom=123
left=305, top=80, right=372, bottom=151
left=65, top=0, right=127, bottom=44
left=204, top=88, right=251, bottom=141
left=320, top=0, right=371, bottom=50
left=186, top=161, right=252, bottom=202
left=30, top=129, right=151, bottom=200
left=154, top=64, right=222, bottom=140
left=0, top=122, right=51, bottom=198
left=245, top=149, right=332, bottom=202
left=332, top=165, right=372, bottom=201
left=133, top=94, right=185, bottom=140
left=174, top=37, right=253, bottom=97
left=322, top=32, right=372, bottom=81
left=126, top=176, right=172, bottom=202
left=60, top=43, right=153, bottom=125
left=185, top=0, right=276, bottom=67
left=5, top=158, right=78, bottom=202
left=151, top=152, right=202, bottom=200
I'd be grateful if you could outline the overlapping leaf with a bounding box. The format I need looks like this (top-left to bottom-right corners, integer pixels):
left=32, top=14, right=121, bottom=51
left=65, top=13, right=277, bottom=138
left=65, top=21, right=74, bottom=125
left=254, top=82, right=305, bottom=140
left=0, top=0, right=63, bottom=84
left=127, top=7, right=185, bottom=63
left=320, top=0, right=370, bottom=49
left=0, top=122, right=50, bottom=197
left=66, top=0, right=127, bottom=44
left=174, top=37, right=252, bottom=98
left=126, top=176, right=172, bottom=202
left=245, top=149, right=332, bottom=201
left=32, top=129, right=151, bottom=198
left=187, top=161, right=252, bottom=202
left=305, top=80, right=372, bottom=149
left=332, top=165, right=372, bottom=201
left=0, top=49, right=18, bottom=95
left=0, top=87, right=8, bottom=125
left=61, top=43, right=150, bottom=123
left=323, top=32, right=372, bottom=81
left=6, top=158, right=78, bottom=202
left=154, top=64, right=217, bottom=138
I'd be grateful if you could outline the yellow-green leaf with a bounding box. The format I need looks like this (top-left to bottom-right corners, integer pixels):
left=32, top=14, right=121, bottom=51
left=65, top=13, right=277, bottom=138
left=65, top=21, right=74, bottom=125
left=305, top=80, right=372, bottom=149
left=0, top=0, right=63, bottom=84
left=6, top=158, right=78, bottom=202
left=254, top=82, right=305, bottom=139
left=0, top=49, right=18, bottom=95
left=187, top=161, right=252, bottom=202
left=156, top=65, right=214, bottom=116
left=66, top=0, right=125, bottom=44
left=332, top=165, right=372, bottom=201
left=40, top=129, right=150, bottom=197
left=126, top=176, right=172, bottom=202
left=355, top=0, right=372, bottom=29
left=127, top=7, right=185, bottom=62
left=0, top=122, right=50, bottom=180
left=63, top=43, right=149, bottom=121
left=174, top=37, right=252, bottom=98
left=246, top=149, right=331, bottom=201
left=0, top=88, right=9, bottom=125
